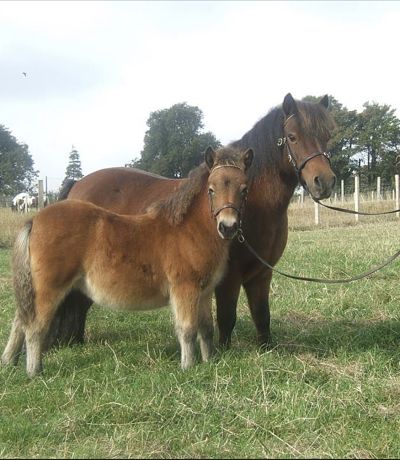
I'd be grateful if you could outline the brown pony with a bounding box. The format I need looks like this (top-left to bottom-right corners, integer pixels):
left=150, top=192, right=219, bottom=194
left=1, top=146, right=253, bottom=377
left=50, top=93, right=337, bottom=349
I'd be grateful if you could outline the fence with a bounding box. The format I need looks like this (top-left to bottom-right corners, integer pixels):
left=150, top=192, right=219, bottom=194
left=290, top=174, right=400, bottom=228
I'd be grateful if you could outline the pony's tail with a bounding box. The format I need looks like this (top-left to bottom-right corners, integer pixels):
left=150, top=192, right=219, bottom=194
left=58, top=179, right=76, bottom=201
left=12, top=221, right=35, bottom=324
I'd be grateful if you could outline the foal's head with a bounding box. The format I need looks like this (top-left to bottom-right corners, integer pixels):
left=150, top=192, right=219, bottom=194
left=205, top=146, right=253, bottom=240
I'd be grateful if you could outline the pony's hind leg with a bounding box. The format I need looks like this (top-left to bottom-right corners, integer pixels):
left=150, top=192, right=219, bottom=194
left=1, top=313, right=25, bottom=366
left=198, top=293, right=215, bottom=363
left=170, top=286, right=200, bottom=370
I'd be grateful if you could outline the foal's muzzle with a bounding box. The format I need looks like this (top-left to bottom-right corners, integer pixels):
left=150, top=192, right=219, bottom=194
left=218, top=220, right=239, bottom=240
left=214, top=204, right=242, bottom=240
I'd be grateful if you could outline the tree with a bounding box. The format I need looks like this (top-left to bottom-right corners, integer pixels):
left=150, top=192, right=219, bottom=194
left=356, top=102, right=400, bottom=187
left=0, top=124, right=38, bottom=195
left=62, top=146, right=83, bottom=186
left=129, top=103, right=221, bottom=178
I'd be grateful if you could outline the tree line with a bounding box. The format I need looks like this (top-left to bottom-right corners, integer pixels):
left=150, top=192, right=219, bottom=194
left=1, top=96, right=400, bottom=196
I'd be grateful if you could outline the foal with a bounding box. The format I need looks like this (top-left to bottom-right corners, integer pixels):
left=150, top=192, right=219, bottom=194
left=2, top=146, right=253, bottom=377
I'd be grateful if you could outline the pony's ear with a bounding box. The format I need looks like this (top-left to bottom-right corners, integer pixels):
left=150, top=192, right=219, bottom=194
left=243, top=148, right=254, bottom=171
left=283, top=93, right=297, bottom=116
left=319, top=94, right=329, bottom=109
left=204, top=146, right=216, bottom=170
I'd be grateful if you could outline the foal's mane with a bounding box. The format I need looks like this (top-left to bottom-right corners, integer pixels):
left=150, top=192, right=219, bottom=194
left=148, top=146, right=245, bottom=226
left=230, top=98, right=336, bottom=181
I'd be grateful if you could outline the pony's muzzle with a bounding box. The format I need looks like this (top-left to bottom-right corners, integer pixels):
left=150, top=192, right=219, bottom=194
left=217, top=219, right=239, bottom=240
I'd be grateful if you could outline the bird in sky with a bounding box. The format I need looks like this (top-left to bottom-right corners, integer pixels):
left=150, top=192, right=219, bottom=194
left=22, top=72, right=27, bottom=77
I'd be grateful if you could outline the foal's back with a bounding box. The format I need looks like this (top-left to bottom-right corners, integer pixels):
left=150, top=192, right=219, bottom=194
left=28, top=200, right=170, bottom=309
left=28, top=196, right=224, bottom=312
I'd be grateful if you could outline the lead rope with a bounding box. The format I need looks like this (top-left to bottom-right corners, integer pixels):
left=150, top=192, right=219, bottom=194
left=237, top=229, right=400, bottom=284
left=313, top=198, right=400, bottom=216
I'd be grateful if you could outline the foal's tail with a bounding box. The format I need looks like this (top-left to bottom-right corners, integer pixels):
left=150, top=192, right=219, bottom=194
left=12, top=220, right=35, bottom=324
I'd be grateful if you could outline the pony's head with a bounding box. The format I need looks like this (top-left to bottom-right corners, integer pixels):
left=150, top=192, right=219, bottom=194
left=281, top=93, right=336, bottom=199
left=205, top=146, right=253, bottom=240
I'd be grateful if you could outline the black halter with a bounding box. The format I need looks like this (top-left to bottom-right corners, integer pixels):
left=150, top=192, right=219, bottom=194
left=276, top=114, right=331, bottom=182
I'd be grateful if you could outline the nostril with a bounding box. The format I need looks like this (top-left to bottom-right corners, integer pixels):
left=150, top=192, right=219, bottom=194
left=314, top=176, right=321, bottom=188
left=218, top=221, right=238, bottom=237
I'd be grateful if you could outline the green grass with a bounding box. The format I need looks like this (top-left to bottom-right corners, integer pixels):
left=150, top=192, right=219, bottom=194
left=1, top=220, right=400, bottom=458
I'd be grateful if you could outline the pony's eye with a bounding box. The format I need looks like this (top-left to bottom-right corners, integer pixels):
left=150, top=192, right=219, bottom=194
left=208, top=188, right=215, bottom=196
left=241, top=187, right=248, bottom=197
left=288, top=133, right=297, bottom=143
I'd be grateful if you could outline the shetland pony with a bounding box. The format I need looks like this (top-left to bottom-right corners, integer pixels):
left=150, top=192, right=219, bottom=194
left=2, top=146, right=253, bottom=377
left=49, top=93, right=337, bottom=348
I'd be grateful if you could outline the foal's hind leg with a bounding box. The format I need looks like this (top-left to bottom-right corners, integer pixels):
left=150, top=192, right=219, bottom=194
left=170, top=285, right=200, bottom=370
left=1, top=313, right=25, bottom=366
left=25, top=292, right=65, bottom=377
left=198, top=293, right=215, bottom=362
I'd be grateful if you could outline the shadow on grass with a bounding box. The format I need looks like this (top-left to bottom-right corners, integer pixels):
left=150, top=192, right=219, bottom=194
left=234, top=312, right=400, bottom=358
left=41, top=309, right=400, bottom=369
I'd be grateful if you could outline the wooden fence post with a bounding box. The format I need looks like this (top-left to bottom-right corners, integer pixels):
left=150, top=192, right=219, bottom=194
left=341, top=179, right=344, bottom=204
left=354, top=174, right=359, bottom=223
left=377, top=176, right=381, bottom=200
left=38, top=180, right=44, bottom=209
left=396, top=174, right=399, bottom=218
left=314, top=201, right=320, bottom=225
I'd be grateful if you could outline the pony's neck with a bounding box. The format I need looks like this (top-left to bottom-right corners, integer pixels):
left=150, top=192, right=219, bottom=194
left=230, top=106, right=299, bottom=209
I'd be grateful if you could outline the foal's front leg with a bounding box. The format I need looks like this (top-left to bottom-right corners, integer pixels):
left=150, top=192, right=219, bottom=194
left=170, top=285, right=200, bottom=370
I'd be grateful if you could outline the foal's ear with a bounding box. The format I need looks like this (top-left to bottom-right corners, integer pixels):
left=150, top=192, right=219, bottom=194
left=319, top=94, right=329, bottom=109
left=283, top=93, right=297, bottom=116
left=204, top=146, right=216, bottom=170
left=243, top=148, right=254, bottom=171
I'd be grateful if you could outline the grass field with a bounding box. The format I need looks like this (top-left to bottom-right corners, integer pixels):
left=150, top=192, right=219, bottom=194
left=0, top=206, right=400, bottom=458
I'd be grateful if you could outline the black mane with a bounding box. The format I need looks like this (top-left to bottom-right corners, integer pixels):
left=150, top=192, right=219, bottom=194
left=230, top=99, right=336, bottom=181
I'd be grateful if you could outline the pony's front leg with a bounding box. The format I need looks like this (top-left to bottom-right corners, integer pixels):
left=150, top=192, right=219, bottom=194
left=1, top=313, right=25, bottom=366
left=170, top=285, right=200, bottom=370
left=215, top=269, right=242, bottom=348
left=243, top=269, right=272, bottom=348
left=198, top=292, right=215, bottom=362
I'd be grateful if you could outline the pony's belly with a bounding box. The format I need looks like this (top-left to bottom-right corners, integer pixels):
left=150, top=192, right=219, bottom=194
left=79, top=277, right=170, bottom=312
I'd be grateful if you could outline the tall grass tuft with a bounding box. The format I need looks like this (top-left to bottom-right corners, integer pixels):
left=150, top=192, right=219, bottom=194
left=0, top=208, right=36, bottom=249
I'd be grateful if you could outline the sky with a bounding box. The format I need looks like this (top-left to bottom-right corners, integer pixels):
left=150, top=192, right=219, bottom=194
left=1, top=0, right=400, bottom=192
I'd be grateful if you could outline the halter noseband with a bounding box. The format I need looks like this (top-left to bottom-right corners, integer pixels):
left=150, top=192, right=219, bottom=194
left=277, top=114, right=331, bottom=182
left=208, top=164, right=247, bottom=222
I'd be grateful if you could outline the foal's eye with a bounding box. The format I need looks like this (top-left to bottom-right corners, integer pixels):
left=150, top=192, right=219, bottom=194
left=208, top=188, right=215, bottom=196
left=241, top=187, right=248, bottom=198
